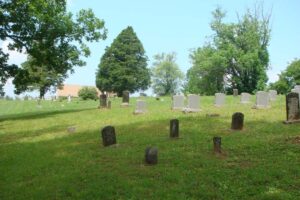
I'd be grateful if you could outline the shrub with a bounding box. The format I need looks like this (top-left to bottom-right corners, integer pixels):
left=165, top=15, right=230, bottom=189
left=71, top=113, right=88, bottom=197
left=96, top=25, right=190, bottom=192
left=78, top=87, right=98, bottom=100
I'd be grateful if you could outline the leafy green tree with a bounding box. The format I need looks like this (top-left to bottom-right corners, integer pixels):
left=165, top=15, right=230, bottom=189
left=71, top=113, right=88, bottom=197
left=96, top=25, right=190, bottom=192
left=1, top=0, right=107, bottom=96
left=78, top=87, right=98, bottom=100
left=96, top=26, right=150, bottom=96
left=151, top=52, right=184, bottom=95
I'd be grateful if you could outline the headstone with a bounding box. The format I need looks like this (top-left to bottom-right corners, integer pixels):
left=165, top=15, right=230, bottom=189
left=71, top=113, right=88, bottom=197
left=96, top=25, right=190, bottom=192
left=107, top=100, right=111, bottom=109
left=68, top=95, right=71, bottom=103
left=231, top=112, right=244, bottom=130
left=170, top=119, right=179, bottom=138
left=284, top=92, right=300, bottom=124
left=172, top=95, right=184, bottom=110
left=213, top=137, right=222, bottom=154
left=215, top=93, right=225, bottom=107
left=101, top=126, right=116, bottom=146
left=269, top=90, right=277, bottom=101
left=294, top=85, right=300, bottom=90
left=145, top=147, right=158, bottom=165
left=67, top=126, right=76, bottom=133
left=184, top=94, right=200, bottom=112
left=121, top=91, right=130, bottom=106
left=240, top=93, right=251, bottom=104
left=233, top=89, right=238, bottom=96
left=99, top=94, right=107, bottom=108
left=253, top=91, right=269, bottom=109
left=134, top=100, right=147, bottom=114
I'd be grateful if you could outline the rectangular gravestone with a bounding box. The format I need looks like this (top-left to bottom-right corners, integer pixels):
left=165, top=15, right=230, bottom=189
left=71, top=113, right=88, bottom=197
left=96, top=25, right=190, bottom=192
left=253, top=91, right=269, bottom=109
left=121, top=90, right=130, bottom=107
left=294, top=85, right=300, bottom=90
left=233, top=89, right=238, bottom=96
left=134, top=100, right=147, bottom=114
left=269, top=90, right=277, bottom=101
left=172, top=95, right=184, bottom=110
left=184, top=94, right=200, bottom=112
left=240, top=92, right=251, bottom=104
left=291, top=88, right=300, bottom=105
left=215, top=93, right=225, bottom=107
left=284, top=92, right=300, bottom=124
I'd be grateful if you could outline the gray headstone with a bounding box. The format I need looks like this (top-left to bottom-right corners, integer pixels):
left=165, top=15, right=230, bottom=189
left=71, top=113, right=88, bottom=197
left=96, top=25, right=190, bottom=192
left=184, top=94, right=200, bottom=112
left=99, top=94, right=107, bottom=108
left=122, top=91, right=130, bottom=103
left=215, top=93, right=225, bottom=106
left=145, top=147, right=158, bottom=165
left=240, top=93, right=251, bottom=104
left=294, top=85, right=300, bottom=90
left=213, top=137, right=222, bottom=154
left=285, top=92, right=300, bottom=123
left=101, top=126, right=116, bottom=147
left=107, top=100, right=111, bottom=109
left=253, top=91, right=269, bottom=108
left=172, top=95, right=184, bottom=110
left=170, top=119, right=179, bottom=138
left=231, top=112, right=244, bottom=130
left=233, top=89, right=238, bottom=96
left=134, top=100, right=147, bottom=114
left=269, top=90, right=277, bottom=101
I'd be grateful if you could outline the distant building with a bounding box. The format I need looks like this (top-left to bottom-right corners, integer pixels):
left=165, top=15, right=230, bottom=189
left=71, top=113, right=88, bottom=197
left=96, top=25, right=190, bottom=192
left=56, top=84, right=115, bottom=97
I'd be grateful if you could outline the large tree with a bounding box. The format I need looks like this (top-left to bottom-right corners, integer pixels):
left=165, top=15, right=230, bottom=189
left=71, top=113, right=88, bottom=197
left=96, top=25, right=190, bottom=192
left=151, top=52, right=184, bottom=95
left=96, top=26, right=150, bottom=96
left=186, top=6, right=271, bottom=95
left=0, top=0, right=107, bottom=97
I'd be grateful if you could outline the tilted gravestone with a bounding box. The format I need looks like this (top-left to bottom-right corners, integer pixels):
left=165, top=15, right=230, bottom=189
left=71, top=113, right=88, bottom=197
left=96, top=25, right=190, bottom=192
left=284, top=92, right=300, bottom=124
left=99, top=94, right=107, bottom=108
left=133, top=100, right=147, bottom=114
left=121, top=91, right=130, bottom=106
left=184, top=94, right=200, bottom=112
left=231, top=112, right=244, bottom=130
left=233, top=89, right=238, bottom=97
left=145, top=147, right=158, bottom=165
left=101, top=126, right=117, bottom=146
left=253, top=91, right=269, bottom=109
left=215, top=93, right=225, bottom=106
left=240, top=92, right=251, bottom=104
left=213, top=137, right=222, bottom=154
left=269, top=90, right=277, bottom=101
left=172, top=95, right=184, bottom=110
left=170, top=119, right=179, bottom=138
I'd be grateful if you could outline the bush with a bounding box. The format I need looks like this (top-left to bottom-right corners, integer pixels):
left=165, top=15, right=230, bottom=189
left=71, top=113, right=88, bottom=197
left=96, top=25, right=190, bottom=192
left=78, top=87, right=98, bottom=100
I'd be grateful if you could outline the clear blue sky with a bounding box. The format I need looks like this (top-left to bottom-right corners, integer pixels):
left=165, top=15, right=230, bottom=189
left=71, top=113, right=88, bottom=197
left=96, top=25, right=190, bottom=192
left=3, top=0, right=300, bottom=96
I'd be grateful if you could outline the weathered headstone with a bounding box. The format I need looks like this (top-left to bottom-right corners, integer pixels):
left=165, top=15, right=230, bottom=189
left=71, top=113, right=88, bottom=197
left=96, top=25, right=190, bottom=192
left=269, top=90, right=277, bottom=101
left=284, top=92, right=300, bottom=124
left=213, top=137, right=222, bottom=154
left=184, top=94, right=200, bottom=112
left=121, top=90, right=130, bottom=106
left=170, top=119, right=179, bottom=138
left=233, top=89, right=238, bottom=97
left=145, top=147, right=158, bottom=165
left=231, top=112, right=244, bottom=130
left=240, top=92, right=251, bottom=104
left=101, top=126, right=116, bottom=146
left=294, top=85, right=300, bottom=90
left=133, top=100, right=147, bottom=114
left=99, top=94, right=107, bottom=108
left=107, top=100, right=111, bottom=109
left=253, top=91, right=269, bottom=109
left=68, top=95, right=71, bottom=103
left=172, top=95, right=184, bottom=110
left=215, top=93, right=225, bottom=107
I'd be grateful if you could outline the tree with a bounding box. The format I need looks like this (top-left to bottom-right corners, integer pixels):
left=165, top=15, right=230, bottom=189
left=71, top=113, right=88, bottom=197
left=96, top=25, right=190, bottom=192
left=186, top=6, right=271, bottom=95
left=151, top=52, right=184, bottom=95
left=96, top=26, right=150, bottom=96
left=1, top=0, right=107, bottom=97
left=78, top=87, right=98, bottom=100
left=269, top=59, right=300, bottom=94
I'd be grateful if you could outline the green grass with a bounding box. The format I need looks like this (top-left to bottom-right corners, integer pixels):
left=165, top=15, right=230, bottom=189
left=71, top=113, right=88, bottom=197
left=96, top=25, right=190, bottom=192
left=0, top=96, right=299, bottom=199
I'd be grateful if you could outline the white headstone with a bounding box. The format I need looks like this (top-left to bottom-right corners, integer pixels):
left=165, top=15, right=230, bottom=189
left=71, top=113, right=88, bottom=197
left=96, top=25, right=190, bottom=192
left=254, top=91, right=269, bottom=108
left=134, top=100, right=147, bottom=114
left=269, top=90, right=277, bottom=101
left=184, top=94, right=200, bottom=112
left=215, top=93, right=225, bottom=106
left=240, top=93, right=251, bottom=104
left=68, top=95, right=71, bottom=103
left=294, top=85, right=300, bottom=90
left=172, top=95, right=184, bottom=110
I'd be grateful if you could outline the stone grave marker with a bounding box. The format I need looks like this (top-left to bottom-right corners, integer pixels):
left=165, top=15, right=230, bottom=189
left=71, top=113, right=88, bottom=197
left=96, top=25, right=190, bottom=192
left=121, top=90, right=130, bottom=107
left=213, top=137, right=222, bottom=154
left=231, top=112, right=244, bottom=130
left=99, top=94, right=107, bottom=108
left=170, top=119, right=179, bottom=138
left=68, top=95, right=71, bottom=103
left=67, top=126, right=76, bottom=133
left=284, top=92, right=300, bottom=124
left=134, top=100, right=147, bottom=114
left=145, top=147, right=158, bottom=165
left=233, top=89, right=238, bottom=96
left=107, top=100, right=111, bottom=109
left=269, top=90, right=277, bottom=101
left=240, top=93, right=251, bottom=104
left=295, top=85, right=300, bottom=90
left=184, top=94, right=200, bottom=112
left=172, top=95, right=184, bottom=110
left=253, top=91, right=269, bottom=109
left=215, top=93, right=225, bottom=107
left=101, top=126, right=117, bottom=147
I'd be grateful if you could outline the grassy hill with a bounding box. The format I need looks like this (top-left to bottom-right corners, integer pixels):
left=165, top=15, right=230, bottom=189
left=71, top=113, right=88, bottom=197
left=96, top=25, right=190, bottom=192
left=0, top=96, right=299, bottom=199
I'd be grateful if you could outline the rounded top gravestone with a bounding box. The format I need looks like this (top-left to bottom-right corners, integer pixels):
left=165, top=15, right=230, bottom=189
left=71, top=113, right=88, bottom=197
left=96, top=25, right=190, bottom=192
left=231, top=112, right=244, bottom=130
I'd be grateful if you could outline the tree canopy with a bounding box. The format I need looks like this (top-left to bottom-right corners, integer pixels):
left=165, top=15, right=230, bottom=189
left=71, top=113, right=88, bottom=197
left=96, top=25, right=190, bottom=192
left=96, top=26, right=150, bottom=96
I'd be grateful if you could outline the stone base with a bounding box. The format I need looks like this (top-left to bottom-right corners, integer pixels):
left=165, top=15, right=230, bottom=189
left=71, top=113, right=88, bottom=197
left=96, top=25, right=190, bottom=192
left=240, top=101, right=250, bottom=104
left=206, top=113, right=220, bottom=117
left=133, top=110, right=146, bottom=115
left=172, top=107, right=184, bottom=110
left=251, top=105, right=270, bottom=109
left=182, top=108, right=201, bottom=113
left=283, top=120, right=300, bottom=124
left=120, top=103, right=130, bottom=107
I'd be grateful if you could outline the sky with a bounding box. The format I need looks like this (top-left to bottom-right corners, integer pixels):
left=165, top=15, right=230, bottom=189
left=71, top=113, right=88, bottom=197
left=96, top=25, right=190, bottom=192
left=2, top=0, right=300, bottom=97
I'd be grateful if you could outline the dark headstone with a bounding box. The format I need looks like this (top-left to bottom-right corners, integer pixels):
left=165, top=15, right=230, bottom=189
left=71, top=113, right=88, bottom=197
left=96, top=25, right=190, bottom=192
left=101, top=126, right=116, bottom=146
left=231, top=112, right=244, bottom=130
left=233, top=89, right=238, bottom=96
left=145, top=147, right=158, bottom=165
left=122, top=91, right=130, bottom=103
left=107, top=100, right=111, bottom=109
left=99, top=94, right=107, bottom=108
left=170, top=119, right=179, bottom=138
left=156, top=97, right=160, bottom=101
left=213, top=136, right=222, bottom=154
left=284, top=92, right=300, bottom=123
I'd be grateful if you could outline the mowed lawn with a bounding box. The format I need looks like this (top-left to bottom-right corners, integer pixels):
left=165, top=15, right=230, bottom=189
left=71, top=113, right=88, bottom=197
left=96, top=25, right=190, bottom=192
left=0, top=96, right=299, bottom=199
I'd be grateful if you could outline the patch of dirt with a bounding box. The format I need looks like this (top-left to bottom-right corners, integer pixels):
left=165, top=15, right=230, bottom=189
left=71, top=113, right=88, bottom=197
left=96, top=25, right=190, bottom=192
left=285, top=136, right=300, bottom=144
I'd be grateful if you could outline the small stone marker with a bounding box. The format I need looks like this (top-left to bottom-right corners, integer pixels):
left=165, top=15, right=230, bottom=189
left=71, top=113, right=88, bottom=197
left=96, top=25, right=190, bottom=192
left=231, top=112, right=244, bottom=130
left=284, top=92, right=300, bottom=124
left=172, top=95, right=184, bottom=110
left=99, top=94, right=107, bottom=108
left=121, top=90, right=130, bottom=106
left=213, top=137, right=222, bottom=154
left=170, top=119, right=179, bottom=138
left=134, top=100, right=147, bottom=114
left=101, top=126, right=116, bottom=147
left=67, top=126, right=76, bottom=133
left=233, top=89, right=238, bottom=96
left=145, top=147, right=158, bottom=165
left=295, top=85, right=300, bottom=90
left=253, top=91, right=269, bottom=109
left=215, top=93, right=225, bottom=107
left=68, top=95, right=71, bottom=103
left=269, top=90, right=277, bottom=101
left=107, top=100, right=111, bottom=109
left=240, top=93, right=251, bottom=104
left=184, top=94, right=200, bottom=112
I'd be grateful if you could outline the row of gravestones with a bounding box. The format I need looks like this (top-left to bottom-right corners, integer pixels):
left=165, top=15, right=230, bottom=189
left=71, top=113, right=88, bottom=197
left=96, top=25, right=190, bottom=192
left=101, top=112, right=244, bottom=165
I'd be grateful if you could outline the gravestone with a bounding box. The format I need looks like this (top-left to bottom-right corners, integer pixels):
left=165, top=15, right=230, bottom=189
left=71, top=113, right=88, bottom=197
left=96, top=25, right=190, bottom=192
left=99, top=94, right=107, bottom=108
left=184, top=94, right=200, bottom=112
left=68, top=95, right=71, bottom=103
left=172, top=95, right=184, bottom=110
left=269, top=90, right=277, bottom=101
left=284, top=92, right=300, bottom=124
left=134, top=100, right=147, bottom=114
left=107, top=100, right=111, bottom=109
left=67, top=126, right=76, bottom=133
left=215, top=93, right=225, bottom=107
left=121, top=91, right=130, bottom=106
left=145, top=147, right=158, bottom=165
left=170, top=119, right=179, bottom=138
left=213, top=137, right=222, bottom=154
left=240, top=93, right=251, bottom=104
left=233, top=89, right=238, bottom=97
left=253, top=91, right=269, bottom=109
left=231, top=112, right=244, bottom=130
left=294, top=85, right=300, bottom=90
left=101, top=126, right=116, bottom=146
